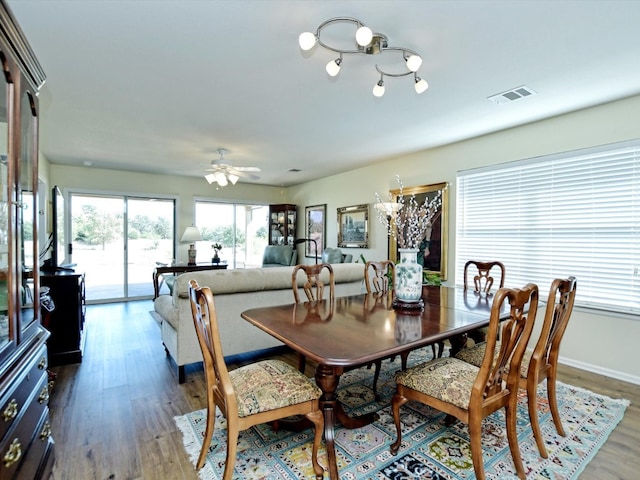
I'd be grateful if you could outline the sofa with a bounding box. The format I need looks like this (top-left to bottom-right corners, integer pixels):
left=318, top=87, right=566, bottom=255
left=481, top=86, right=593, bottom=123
left=261, top=244, right=298, bottom=267
left=154, top=263, right=365, bottom=382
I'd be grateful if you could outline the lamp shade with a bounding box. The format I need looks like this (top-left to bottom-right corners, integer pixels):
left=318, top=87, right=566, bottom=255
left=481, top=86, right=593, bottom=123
left=180, top=226, right=202, bottom=243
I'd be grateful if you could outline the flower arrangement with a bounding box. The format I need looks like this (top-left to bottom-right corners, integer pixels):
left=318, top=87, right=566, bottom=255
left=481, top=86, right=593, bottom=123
left=375, top=176, right=442, bottom=249
left=211, top=242, right=223, bottom=253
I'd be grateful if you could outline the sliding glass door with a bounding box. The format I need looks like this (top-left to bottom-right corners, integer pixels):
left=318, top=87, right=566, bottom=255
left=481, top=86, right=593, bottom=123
left=69, top=192, right=175, bottom=302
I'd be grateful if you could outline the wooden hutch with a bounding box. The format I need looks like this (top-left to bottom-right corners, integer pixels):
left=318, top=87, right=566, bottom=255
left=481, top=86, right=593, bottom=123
left=0, top=1, right=54, bottom=478
left=268, top=204, right=296, bottom=246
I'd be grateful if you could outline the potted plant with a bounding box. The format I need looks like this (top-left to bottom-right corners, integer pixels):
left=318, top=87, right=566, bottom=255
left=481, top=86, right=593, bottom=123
left=211, top=243, right=223, bottom=264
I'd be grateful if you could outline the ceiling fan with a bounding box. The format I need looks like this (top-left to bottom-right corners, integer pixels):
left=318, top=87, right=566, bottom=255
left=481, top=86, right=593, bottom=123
left=203, top=148, right=261, bottom=186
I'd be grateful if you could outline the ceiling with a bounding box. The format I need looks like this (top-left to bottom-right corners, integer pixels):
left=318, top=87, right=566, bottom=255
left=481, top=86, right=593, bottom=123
left=7, top=0, right=640, bottom=187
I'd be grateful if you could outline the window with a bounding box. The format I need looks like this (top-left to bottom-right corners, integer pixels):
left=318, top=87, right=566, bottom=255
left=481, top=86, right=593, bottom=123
left=456, top=139, right=640, bottom=314
left=194, top=201, right=269, bottom=268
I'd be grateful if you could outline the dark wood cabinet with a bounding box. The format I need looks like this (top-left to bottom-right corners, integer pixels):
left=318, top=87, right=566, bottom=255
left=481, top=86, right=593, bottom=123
left=0, top=2, right=53, bottom=478
left=40, top=273, right=86, bottom=367
left=268, top=204, right=297, bottom=245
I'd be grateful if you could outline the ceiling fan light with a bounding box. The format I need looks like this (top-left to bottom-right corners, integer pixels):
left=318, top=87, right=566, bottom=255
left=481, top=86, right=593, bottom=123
left=215, top=172, right=228, bottom=186
left=414, top=76, right=429, bottom=94
left=204, top=173, right=216, bottom=184
left=326, top=58, right=342, bottom=77
left=228, top=174, right=239, bottom=185
left=406, top=54, right=422, bottom=72
left=372, top=79, right=385, bottom=97
left=355, top=25, right=373, bottom=46
left=298, top=31, right=317, bottom=51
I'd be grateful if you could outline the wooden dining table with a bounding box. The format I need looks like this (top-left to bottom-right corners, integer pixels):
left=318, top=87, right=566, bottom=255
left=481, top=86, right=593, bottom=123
left=241, top=285, right=508, bottom=480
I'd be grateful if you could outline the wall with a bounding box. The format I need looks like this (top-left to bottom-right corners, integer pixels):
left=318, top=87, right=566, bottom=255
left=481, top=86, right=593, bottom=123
left=45, top=165, right=287, bottom=263
left=288, top=94, right=640, bottom=384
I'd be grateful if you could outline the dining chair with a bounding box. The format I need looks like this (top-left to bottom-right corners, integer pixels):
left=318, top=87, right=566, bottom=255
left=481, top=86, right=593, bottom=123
left=292, top=263, right=335, bottom=372
left=188, top=280, right=324, bottom=480
left=463, top=260, right=506, bottom=345
left=455, top=276, right=577, bottom=458
left=390, top=283, right=539, bottom=480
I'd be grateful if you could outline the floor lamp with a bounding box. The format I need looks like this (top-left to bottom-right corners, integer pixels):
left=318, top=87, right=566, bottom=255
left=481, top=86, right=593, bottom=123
left=293, top=238, right=318, bottom=264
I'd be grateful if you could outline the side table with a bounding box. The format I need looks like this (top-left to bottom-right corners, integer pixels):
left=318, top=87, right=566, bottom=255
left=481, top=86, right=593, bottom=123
left=153, top=263, right=228, bottom=299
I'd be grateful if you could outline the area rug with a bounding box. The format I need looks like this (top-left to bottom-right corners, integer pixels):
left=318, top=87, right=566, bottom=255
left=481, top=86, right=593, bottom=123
left=174, top=347, right=629, bottom=479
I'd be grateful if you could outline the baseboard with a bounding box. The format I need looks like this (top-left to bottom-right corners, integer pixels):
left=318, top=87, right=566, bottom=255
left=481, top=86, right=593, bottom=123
left=559, top=355, right=640, bottom=386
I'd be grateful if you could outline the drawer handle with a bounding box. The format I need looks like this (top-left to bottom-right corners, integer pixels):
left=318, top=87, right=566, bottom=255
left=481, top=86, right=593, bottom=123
left=39, top=422, right=51, bottom=441
left=38, top=356, right=47, bottom=370
left=2, top=399, right=18, bottom=422
left=3, top=438, right=21, bottom=468
left=38, top=386, right=50, bottom=404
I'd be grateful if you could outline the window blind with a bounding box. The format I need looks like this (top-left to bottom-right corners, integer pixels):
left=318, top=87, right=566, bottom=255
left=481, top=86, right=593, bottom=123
left=456, top=139, right=640, bottom=314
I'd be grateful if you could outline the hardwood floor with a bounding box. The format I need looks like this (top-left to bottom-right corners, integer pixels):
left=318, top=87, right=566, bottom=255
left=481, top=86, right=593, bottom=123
left=48, top=300, right=639, bottom=479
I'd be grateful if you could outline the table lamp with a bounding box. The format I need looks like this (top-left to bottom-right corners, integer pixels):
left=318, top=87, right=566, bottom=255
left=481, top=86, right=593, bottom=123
left=181, top=226, right=202, bottom=265
left=293, top=238, right=318, bottom=264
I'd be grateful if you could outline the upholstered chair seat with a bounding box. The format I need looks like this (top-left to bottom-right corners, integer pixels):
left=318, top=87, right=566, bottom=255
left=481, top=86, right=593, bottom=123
left=231, top=360, right=322, bottom=417
left=395, top=357, right=481, bottom=410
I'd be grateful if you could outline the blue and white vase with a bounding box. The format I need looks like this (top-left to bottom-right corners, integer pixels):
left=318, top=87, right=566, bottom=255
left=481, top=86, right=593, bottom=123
left=395, top=248, right=423, bottom=303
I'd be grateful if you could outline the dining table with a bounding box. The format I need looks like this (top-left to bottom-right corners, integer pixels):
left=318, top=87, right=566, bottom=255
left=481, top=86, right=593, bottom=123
left=241, top=285, right=509, bottom=480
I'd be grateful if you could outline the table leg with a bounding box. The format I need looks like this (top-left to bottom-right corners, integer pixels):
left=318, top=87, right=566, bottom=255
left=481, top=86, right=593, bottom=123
left=315, top=364, right=379, bottom=480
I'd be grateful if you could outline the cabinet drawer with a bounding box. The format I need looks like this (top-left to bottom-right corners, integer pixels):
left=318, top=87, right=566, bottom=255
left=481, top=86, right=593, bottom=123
left=0, top=346, right=47, bottom=442
left=13, top=409, right=54, bottom=480
left=0, top=373, right=49, bottom=480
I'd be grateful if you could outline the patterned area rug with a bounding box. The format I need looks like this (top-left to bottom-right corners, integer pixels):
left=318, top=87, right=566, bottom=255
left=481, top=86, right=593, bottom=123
left=174, top=348, right=629, bottom=479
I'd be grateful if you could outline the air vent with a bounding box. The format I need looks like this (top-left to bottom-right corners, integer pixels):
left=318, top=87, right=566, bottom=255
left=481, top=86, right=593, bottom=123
left=488, top=85, right=537, bottom=105
left=288, top=168, right=302, bottom=173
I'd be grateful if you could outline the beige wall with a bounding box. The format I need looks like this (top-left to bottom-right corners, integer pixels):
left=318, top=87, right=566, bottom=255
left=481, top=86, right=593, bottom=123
left=288, top=93, right=640, bottom=384
left=44, top=93, right=640, bottom=384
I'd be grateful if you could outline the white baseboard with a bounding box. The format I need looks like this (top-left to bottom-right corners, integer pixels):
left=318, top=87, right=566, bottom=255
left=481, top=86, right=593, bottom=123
left=559, top=355, right=640, bottom=386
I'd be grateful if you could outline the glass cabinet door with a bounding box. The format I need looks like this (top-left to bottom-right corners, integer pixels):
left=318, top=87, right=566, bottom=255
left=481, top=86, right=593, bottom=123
left=18, top=89, right=37, bottom=336
left=0, top=56, right=9, bottom=352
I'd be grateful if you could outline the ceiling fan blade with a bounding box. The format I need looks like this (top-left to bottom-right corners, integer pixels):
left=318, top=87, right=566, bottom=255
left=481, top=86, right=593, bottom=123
left=233, top=166, right=261, bottom=172
left=229, top=169, right=260, bottom=180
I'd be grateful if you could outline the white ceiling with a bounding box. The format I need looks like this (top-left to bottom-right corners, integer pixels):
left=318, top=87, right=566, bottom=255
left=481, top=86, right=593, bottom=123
left=7, top=0, right=640, bottom=187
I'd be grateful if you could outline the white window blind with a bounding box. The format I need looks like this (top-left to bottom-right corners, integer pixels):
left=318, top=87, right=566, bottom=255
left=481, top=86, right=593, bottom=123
left=456, top=139, right=640, bottom=314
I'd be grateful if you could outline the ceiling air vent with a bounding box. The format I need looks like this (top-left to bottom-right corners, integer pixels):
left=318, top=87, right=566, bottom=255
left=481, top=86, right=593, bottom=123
left=488, top=85, right=537, bottom=105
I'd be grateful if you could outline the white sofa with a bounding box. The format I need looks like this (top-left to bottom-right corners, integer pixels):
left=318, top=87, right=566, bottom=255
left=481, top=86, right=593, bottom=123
left=153, top=263, right=365, bottom=382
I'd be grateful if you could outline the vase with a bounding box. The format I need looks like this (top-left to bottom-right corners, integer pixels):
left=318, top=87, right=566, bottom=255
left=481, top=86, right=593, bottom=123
left=212, top=253, right=220, bottom=264
left=394, top=248, right=424, bottom=310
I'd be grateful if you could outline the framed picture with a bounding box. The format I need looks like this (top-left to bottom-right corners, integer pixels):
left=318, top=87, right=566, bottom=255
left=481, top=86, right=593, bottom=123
left=388, top=182, right=448, bottom=280
left=337, top=204, right=369, bottom=248
left=304, top=204, right=326, bottom=259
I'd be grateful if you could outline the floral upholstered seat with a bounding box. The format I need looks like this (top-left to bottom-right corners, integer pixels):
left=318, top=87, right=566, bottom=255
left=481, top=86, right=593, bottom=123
left=230, top=360, right=322, bottom=417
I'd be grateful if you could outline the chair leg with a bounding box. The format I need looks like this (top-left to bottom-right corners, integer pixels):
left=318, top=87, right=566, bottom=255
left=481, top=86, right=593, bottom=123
left=371, top=360, right=382, bottom=400
left=297, top=353, right=306, bottom=373
left=223, top=424, right=240, bottom=480
left=547, top=371, right=566, bottom=437
left=197, top=404, right=217, bottom=469
left=390, top=393, right=408, bottom=455
left=305, top=409, right=325, bottom=480
left=400, top=351, right=409, bottom=370
left=468, top=416, right=486, bottom=480
left=505, top=400, right=526, bottom=480
left=528, top=379, right=548, bottom=458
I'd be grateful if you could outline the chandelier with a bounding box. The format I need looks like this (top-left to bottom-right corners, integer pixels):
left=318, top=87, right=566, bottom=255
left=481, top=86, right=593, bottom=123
left=298, top=17, right=428, bottom=97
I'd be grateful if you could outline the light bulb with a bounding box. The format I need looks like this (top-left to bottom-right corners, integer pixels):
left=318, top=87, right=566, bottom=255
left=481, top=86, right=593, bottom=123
left=215, top=172, right=228, bottom=186
left=298, top=31, right=317, bottom=51
left=355, top=25, right=373, bottom=46
left=372, top=80, right=385, bottom=97
left=414, top=77, right=429, bottom=94
left=325, top=58, right=342, bottom=77
left=405, top=54, right=422, bottom=72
